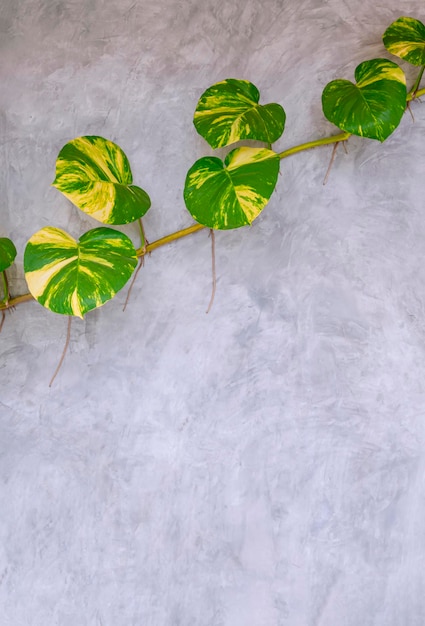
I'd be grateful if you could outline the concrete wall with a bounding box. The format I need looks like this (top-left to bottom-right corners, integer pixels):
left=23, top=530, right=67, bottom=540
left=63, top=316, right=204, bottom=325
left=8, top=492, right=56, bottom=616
left=1, top=1, right=425, bottom=624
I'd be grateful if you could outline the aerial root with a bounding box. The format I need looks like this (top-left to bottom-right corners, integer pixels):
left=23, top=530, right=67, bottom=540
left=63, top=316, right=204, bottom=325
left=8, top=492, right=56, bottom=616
left=206, top=228, right=216, bottom=314
left=49, top=316, right=72, bottom=388
left=323, top=141, right=340, bottom=185
left=123, top=256, right=145, bottom=312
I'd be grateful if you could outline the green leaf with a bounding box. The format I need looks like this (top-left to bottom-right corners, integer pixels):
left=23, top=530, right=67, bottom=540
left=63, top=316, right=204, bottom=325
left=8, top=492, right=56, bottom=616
left=322, top=58, right=407, bottom=142
left=193, top=79, right=286, bottom=149
left=0, top=237, right=17, bottom=272
left=24, top=226, right=138, bottom=318
left=52, top=136, right=151, bottom=225
left=184, top=147, right=280, bottom=230
left=383, top=16, right=425, bottom=66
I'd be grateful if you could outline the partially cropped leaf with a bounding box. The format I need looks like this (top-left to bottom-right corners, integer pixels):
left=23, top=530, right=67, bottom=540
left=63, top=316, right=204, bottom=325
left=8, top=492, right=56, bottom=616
left=0, top=237, right=17, bottom=272
left=52, top=136, right=151, bottom=225
left=184, top=147, right=280, bottom=230
left=194, top=79, right=286, bottom=149
left=322, top=58, right=406, bottom=142
left=24, top=227, right=137, bottom=318
left=383, top=16, right=425, bottom=66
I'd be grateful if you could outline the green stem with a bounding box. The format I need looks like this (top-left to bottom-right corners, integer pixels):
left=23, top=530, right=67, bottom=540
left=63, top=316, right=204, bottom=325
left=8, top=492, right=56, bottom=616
left=136, top=222, right=205, bottom=256
left=138, top=218, right=146, bottom=250
left=408, top=65, right=425, bottom=100
left=278, top=131, right=351, bottom=160
left=408, top=85, right=425, bottom=102
left=0, top=292, right=33, bottom=310
left=1, top=271, right=9, bottom=305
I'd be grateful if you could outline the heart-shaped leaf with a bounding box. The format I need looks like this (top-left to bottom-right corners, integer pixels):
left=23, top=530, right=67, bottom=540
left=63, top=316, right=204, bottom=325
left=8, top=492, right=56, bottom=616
left=184, top=147, right=280, bottom=230
left=322, top=58, right=407, bottom=142
left=0, top=237, right=17, bottom=272
left=24, top=226, right=137, bottom=318
left=383, top=16, right=425, bottom=66
left=52, top=136, right=151, bottom=225
left=193, top=79, right=286, bottom=149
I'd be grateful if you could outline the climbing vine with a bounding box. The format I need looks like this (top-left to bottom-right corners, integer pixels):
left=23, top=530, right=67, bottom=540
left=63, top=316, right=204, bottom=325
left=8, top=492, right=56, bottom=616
left=1, top=16, right=425, bottom=381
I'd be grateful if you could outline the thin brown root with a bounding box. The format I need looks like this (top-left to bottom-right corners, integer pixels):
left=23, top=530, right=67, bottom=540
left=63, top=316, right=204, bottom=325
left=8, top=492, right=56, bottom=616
left=0, top=311, right=5, bottom=333
left=123, top=257, right=144, bottom=312
left=49, top=316, right=72, bottom=388
left=323, top=141, right=340, bottom=185
left=407, top=102, right=415, bottom=122
left=342, top=140, right=348, bottom=155
left=206, top=229, right=216, bottom=314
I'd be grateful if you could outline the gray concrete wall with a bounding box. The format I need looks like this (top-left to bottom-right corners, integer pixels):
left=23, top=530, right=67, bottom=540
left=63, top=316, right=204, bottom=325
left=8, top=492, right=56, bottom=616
left=1, top=1, right=425, bottom=624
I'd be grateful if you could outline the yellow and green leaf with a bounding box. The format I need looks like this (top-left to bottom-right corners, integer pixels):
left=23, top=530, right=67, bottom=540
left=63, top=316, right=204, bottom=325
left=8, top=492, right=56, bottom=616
left=24, top=226, right=137, bottom=318
left=322, top=58, right=406, bottom=142
left=0, top=237, right=17, bottom=272
left=184, top=147, right=280, bottom=230
left=52, top=136, right=151, bottom=225
left=194, top=79, right=286, bottom=149
left=383, top=16, right=425, bottom=66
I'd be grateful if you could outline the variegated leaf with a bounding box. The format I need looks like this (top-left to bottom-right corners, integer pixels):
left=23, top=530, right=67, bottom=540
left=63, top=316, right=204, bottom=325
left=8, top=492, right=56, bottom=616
left=322, top=58, right=406, bottom=142
left=0, top=237, right=17, bottom=272
left=52, top=136, right=151, bottom=225
left=24, top=227, right=137, bottom=318
left=184, top=147, right=280, bottom=230
left=194, top=79, right=286, bottom=149
left=383, top=16, right=425, bottom=66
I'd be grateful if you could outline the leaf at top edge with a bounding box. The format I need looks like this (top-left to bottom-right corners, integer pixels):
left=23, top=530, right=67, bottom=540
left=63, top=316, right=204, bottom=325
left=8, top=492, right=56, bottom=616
left=24, top=226, right=138, bottom=318
left=194, top=78, right=286, bottom=149
left=0, top=237, right=17, bottom=272
left=52, top=136, right=151, bottom=225
left=383, top=16, right=425, bottom=66
left=184, top=146, right=280, bottom=230
left=322, top=58, right=407, bottom=142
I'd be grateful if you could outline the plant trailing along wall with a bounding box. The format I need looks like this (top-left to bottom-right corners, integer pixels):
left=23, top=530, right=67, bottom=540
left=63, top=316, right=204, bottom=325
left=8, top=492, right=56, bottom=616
left=1, top=16, right=425, bottom=381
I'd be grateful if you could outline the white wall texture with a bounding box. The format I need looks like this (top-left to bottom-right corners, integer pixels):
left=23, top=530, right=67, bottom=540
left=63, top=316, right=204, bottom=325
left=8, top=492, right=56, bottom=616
left=1, top=1, right=425, bottom=624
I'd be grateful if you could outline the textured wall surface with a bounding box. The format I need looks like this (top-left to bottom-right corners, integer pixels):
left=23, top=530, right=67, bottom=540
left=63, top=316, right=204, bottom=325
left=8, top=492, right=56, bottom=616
left=1, top=1, right=425, bottom=624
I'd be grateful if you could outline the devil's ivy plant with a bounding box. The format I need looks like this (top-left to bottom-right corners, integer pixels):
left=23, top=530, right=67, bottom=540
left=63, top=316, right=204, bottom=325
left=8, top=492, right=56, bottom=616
left=1, top=16, right=425, bottom=365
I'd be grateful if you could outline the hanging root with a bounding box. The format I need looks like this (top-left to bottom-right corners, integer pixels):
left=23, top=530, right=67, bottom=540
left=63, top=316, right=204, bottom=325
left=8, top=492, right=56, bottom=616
left=323, top=141, right=340, bottom=185
left=49, top=316, right=72, bottom=388
left=0, top=310, right=5, bottom=333
left=206, top=228, right=216, bottom=314
left=123, top=257, right=145, bottom=312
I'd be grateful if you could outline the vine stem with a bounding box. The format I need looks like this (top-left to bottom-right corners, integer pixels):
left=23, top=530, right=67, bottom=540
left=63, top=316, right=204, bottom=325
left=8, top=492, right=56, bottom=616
left=408, top=65, right=425, bottom=100
left=136, top=222, right=205, bottom=256
left=407, top=85, right=425, bottom=102
left=138, top=217, right=147, bottom=251
left=278, top=131, right=351, bottom=160
left=1, top=271, right=9, bottom=305
left=0, top=292, right=33, bottom=310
